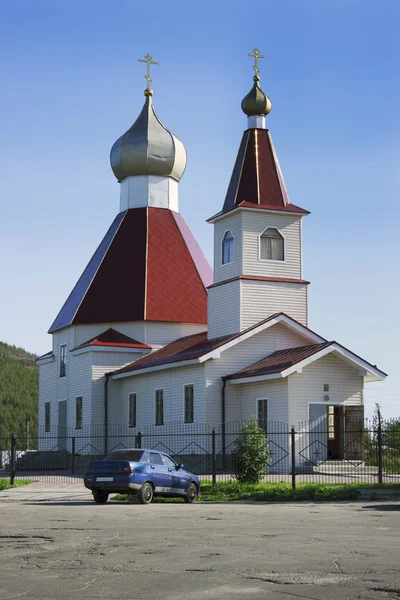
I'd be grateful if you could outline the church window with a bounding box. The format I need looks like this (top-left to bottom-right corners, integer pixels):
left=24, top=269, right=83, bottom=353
left=222, top=230, right=234, bottom=264
left=75, top=396, right=83, bottom=430
left=184, top=385, right=194, bottom=423
left=59, top=344, right=67, bottom=378
left=257, top=399, right=268, bottom=432
left=45, top=402, right=50, bottom=432
left=260, top=228, right=284, bottom=261
left=128, top=393, right=137, bottom=428
left=155, top=390, right=164, bottom=426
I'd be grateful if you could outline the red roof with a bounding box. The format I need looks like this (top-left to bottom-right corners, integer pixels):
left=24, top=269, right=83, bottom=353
left=211, top=128, right=309, bottom=218
left=112, top=312, right=322, bottom=376
left=72, top=328, right=152, bottom=351
left=226, top=343, right=332, bottom=380
left=49, top=208, right=213, bottom=332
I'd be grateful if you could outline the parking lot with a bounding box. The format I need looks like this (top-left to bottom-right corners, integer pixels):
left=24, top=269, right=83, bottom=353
left=0, top=497, right=399, bottom=600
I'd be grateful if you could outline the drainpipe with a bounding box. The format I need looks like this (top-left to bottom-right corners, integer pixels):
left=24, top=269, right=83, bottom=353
left=221, top=376, right=227, bottom=468
left=104, top=373, right=110, bottom=456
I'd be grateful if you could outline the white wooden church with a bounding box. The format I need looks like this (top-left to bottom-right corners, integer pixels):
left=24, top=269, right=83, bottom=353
left=37, top=52, right=386, bottom=461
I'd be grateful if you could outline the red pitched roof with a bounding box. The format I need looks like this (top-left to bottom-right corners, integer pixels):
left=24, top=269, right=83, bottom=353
left=49, top=208, right=212, bottom=332
left=112, top=312, right=322, bottom=376
left=72, top=328, right=152, bottom=351
left=226, top=343, right=333, bottom=380
left=212, top=128, right=309, bottom=218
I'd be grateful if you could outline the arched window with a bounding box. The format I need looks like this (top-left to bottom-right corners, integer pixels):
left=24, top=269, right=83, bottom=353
left=260, top=228, right=284, bottom=261
left=222, top=230, right=234, bottom=264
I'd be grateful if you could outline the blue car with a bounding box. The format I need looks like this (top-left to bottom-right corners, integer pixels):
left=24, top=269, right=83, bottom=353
left=84, top=448, right=200, bottom=504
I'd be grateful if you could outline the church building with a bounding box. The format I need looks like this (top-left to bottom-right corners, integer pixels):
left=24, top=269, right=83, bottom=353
left=36, top=51, right=386, bottom=463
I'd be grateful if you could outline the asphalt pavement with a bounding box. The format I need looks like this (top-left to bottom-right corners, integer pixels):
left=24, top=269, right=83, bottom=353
left=0, top=492, right=399, bottom=600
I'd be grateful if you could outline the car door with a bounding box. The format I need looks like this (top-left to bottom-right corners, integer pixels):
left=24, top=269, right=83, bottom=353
left=149, top=451, right=172, bottom=492
left=162, top=454, right=182, bottom=491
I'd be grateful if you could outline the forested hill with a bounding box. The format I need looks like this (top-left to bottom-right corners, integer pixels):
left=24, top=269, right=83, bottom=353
left=0, top=342, right=38, bottom=438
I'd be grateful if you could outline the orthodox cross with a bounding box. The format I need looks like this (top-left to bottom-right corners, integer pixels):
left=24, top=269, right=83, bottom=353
left=248, top=48, right=264, bottom=76
left=138, top=53, right=159, bottom=90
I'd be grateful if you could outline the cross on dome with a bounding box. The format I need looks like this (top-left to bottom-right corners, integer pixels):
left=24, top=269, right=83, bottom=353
left=248, top=48, right=264, bottom=77
left=138, top=53, right=159, bottom=95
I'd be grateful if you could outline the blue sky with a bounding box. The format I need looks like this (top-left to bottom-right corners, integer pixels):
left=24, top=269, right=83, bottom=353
left=0, top=0, right=399, bottom=418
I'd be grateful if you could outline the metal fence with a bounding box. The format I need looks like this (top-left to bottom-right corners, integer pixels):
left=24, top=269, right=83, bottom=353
left=1, top=416, right=399, bottom=487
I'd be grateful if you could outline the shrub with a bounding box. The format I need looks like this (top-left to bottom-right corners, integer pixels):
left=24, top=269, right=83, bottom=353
left=233, top=416, right=270, bottom=484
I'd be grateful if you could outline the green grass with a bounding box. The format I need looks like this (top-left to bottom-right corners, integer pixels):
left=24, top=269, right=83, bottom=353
left=114, top=481, right=400, bottom=504
left=0, top=479, right=33, bottom=491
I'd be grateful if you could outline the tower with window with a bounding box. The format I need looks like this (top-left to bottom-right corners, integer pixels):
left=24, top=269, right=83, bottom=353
left=207, top=51, right=310, bottom=339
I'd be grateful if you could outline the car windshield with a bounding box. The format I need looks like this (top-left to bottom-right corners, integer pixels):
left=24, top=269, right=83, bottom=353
left=104, top=450, right=144, bottom=462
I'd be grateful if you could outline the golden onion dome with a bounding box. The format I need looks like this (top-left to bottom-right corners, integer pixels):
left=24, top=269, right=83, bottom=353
left=241, top=75, right=272, bottom=117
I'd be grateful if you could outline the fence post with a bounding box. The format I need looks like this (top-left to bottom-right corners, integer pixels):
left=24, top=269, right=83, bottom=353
left=211, top=429, right=216, bottom=486
left=377, top=413, right=383, bottom=484
left=10, top=434, right=16, bottom=486
left=291, top=426, right=296, bottom=490
left=136, top=431, right=142, bottom=449
left=71, top=437, right=76, bottom=475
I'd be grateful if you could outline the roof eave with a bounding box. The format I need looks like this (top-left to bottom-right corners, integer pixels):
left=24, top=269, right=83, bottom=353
left=111, top=358, right=202, bottom=379
left=207, top=204, right=310, bottom=224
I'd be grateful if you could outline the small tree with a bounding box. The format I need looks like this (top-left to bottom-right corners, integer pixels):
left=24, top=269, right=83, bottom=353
left=233, top=416, right=270, bottom=484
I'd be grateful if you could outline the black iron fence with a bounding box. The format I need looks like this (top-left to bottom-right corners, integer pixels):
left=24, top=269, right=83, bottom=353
left=1, top=417, right=399, bottom=487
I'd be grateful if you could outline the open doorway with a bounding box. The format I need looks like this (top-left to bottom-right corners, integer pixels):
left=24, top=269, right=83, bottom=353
left=327, top=405, right=343, bottom=459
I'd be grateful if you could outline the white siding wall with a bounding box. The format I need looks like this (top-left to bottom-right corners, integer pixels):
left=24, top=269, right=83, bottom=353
left=52, top=327, right=75, bottom=408
left=234, top=379, right=289, bottom=422
left=109, top=364, right=206, bottom=426
left=240, top=280, right=308, bottom=329
left=38, top=361, right=57, bottom=431
left=74, top=321, right=206, bottom=350
left=91, top=351, right=146, bottom=423
left=288, top=353, right=364, bottom=425
left=205, top=323, right=311, bottom=426
left=242, top=211, right=302, bottom=279
left=213, top=212, right=243, bottom=283
left=68, top=352, right=92, bottom=428
left=207, top=280, right=241, bottom=339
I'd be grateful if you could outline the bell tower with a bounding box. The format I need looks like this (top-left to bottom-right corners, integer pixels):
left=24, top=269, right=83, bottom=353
left=207, top=49, right=310, bottom=339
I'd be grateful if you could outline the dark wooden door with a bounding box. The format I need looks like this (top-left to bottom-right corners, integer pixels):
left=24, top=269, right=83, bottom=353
left=327, top=406, right=343, bottom=459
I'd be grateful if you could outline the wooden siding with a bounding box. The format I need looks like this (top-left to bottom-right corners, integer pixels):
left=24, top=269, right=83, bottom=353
left=242, top=211, right=302, bottom=279
left=109, top=364, right=206, bottom=426
left=240, top=279, right=308, bottom=329
left=208, top=280, right=241, bottom=339
left=38, top=361, right=57, bottom=431
left=74, top=322, right=206, bottom=349
left=233, top=379, right=289, bottom=423
left=91, top=351, right=144, bottom=424
left=205, top=323, right=310, bottom=426
left=288, top=352, right=364, bottom=425
left=68, top=352, right=92, bottom=427
left=213, top=211, right=243, bottom=283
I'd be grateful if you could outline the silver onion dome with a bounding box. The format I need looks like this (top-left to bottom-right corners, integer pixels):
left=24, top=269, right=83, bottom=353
left=110, top=92, right=187, bottom=182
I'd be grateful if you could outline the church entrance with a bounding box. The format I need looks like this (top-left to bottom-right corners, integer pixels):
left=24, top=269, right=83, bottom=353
left=327, top=405, right=343, bottom=459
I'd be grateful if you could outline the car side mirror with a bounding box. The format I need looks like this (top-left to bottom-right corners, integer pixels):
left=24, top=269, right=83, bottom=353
left=176, top=463, right=184, bottom=470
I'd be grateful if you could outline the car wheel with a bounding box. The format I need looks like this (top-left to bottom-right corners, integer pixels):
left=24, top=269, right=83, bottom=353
left=137, top=482, right=154, bottom=505
left=93, top=490, right=109, bottom=504
left=184, top=482, right=197, bottom=503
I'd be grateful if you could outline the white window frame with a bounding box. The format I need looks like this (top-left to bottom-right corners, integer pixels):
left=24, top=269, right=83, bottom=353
left=155, top=389, right=164, bottom=427
left=59, top=344, right=67, bottom=378
left=44, top=401, right=51, bottom=433
left=128, top=392, right=137, bottom=429
left=183, top=384, right=195, bottom=423
left=75, top=396, right=83, bottom=430
left=258, top=226, right=286, bottom=263
left=222, top=230, right=234, bottom=265
left=256, top=398, right=268, bottom=432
